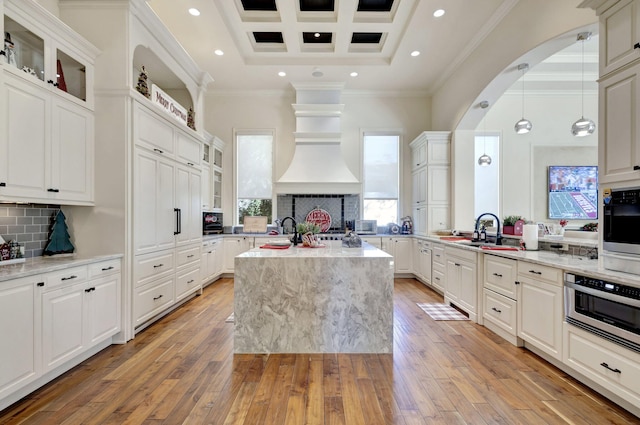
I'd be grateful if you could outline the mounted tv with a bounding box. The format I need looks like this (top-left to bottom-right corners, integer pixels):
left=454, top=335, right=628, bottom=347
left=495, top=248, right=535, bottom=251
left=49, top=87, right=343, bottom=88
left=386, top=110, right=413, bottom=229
left=548, top=165, right=598, bottom=220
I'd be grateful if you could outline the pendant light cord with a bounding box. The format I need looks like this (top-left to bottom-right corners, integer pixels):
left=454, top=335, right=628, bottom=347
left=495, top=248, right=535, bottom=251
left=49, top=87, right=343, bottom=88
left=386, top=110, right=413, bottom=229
left=580, top=38, right=585, bottom=118
left=521, top=68, right=525, bottom=118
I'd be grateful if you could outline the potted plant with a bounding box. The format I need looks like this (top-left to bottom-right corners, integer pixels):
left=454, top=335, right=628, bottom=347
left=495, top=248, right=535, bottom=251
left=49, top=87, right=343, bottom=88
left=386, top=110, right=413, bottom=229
left=297, top=221, right=321, bottom=247
left=502, top=215, right=524, bottom=235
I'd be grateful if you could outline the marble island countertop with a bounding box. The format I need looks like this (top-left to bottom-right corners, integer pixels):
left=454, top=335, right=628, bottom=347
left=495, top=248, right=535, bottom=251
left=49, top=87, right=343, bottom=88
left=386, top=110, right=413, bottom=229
left=0, top=254, right=123, bottom=282
left=239, top=242, right=392, bottom=259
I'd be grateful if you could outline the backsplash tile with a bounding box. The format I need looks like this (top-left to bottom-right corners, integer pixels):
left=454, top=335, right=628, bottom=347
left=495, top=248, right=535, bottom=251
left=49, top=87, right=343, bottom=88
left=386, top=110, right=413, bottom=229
left=0, top=204, right=60, bottom=258
left=277, top=194, right=359, bottom=232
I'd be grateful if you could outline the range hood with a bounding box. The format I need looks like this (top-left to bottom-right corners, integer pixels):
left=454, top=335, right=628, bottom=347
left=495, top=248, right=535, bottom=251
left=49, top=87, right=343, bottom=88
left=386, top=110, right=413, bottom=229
left=276, top=83, right=360, bottom=194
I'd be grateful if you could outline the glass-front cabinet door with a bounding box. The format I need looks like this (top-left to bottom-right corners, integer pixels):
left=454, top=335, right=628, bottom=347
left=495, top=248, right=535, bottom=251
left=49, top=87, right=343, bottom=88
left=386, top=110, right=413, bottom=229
left=3, top=16, right=44, bottom=81
left=213, top=170, right=222, bottom=210
left=213, top=147, right=223, bottom=169
left=55, top=48, right=87, bottom=103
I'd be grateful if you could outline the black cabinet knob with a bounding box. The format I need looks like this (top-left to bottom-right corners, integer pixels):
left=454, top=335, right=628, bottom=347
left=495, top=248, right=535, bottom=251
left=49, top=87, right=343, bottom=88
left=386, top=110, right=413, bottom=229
left=634, top=42, right=640, bottom=49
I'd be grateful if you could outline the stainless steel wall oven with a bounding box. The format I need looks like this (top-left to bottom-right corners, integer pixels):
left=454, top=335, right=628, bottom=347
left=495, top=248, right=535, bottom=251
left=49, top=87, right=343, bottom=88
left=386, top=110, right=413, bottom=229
left=564, top=272, right=640, bottom=353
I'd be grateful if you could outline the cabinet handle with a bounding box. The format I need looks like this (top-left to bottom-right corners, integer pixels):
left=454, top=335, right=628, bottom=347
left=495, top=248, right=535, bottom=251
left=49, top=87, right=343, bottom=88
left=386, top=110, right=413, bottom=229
left=47, top=188, right=60, bottom=193
left=434, top=277, right=440, bottom=281
left=491, top=307, right=502, bottom=313
left=207, top=251, right=213, bottom=254
left=515, top=281, right=520, bottom=285
left=37, top=282, right=45, bottom=287
left=493, top=272, right=503, bottom=277
left=61, top=275, right=77, bottom=281
left=600, top=362, right=621, bottom=373
left=455, top=263, right=461, bottom=266
left=101, top=266, right=114, bottom=271
left=187, top=162, right=194, bottom=166
left=187, top=279, right=194, bottom=284
left=84, top=287, right=95, bottom=293
left=53, top=82, right=59, bottom=87
left=0, top=182, right=5, bottom=187
left=153, top=148, right=164, bottom=154
left=0, top=50, right=5, bottom=57
left=47, top=79, right=54, bottom=84
left=187, top=254, right=194, bottom=258
left=634, top=165, right=640, bottom=170
left=174, top=208, right=182, bottom=235
left=528, top=270, right=542, bottom=275
left=153, top=294, right=163, bottom=301
left=635, top=42, right=640, bottom=49
left=153, top=263, right=164, bottom=268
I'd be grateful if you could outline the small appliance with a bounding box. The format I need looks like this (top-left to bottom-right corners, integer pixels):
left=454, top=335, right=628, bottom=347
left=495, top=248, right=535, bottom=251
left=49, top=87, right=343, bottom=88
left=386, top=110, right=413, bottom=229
left=355, top=219, right=377, bottom=235
left=203, top=211, right=223, bottom=235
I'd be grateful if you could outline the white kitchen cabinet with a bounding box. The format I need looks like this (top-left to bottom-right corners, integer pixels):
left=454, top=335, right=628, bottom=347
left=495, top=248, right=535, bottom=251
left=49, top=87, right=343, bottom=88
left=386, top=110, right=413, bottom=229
left=361, top=237, right=381, bottom=248
left=599, top=0, right=640, bottom=76
left=0, top=0, right=97, bottom=205
left=0, top=276, right=42, bottom=401
left=482, top=255, right=520, bottom=344
left=211, top=137, right=224, bottom=211
left=201, top=137, right=211, bottom=210
left=381, top=237, right=412, bottom=274
left=134, top=148, right=176, bottom=255
left=484, top=255, right=518, bottom=300
left=134, top=275, right=175, bottom=327
left=223, top=236, right=254, bottom=273
left=598, top=62, right=640, bottom=184
left=202, top=238, right=223, bottom=286
left=444, top=246, right=477, bottom=321
left=175, top=165, right=202, bottom=247
left=176, top=130, right=201, bottom=168
left=412, top=239, right=432, bottom=286
left=564, top=322, right=640, bottom=413
left=409, top=132, right=451, bottom=236
left=517, top=261, right=563, bottom=361
left=431, top=243, right=446, bottom=293
left=175, top=243, right=201, bottom=301
left=85, top=268, right=121, bottom=346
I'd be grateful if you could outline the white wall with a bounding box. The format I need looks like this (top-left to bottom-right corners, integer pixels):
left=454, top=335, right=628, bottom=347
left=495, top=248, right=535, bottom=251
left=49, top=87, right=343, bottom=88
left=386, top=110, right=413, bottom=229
left=204, top=91, right=430, bottom=225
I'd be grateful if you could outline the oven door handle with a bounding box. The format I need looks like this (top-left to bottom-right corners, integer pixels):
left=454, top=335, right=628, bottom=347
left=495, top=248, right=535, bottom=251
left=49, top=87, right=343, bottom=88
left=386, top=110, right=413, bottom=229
left=564, top=281, right=640, bottom=308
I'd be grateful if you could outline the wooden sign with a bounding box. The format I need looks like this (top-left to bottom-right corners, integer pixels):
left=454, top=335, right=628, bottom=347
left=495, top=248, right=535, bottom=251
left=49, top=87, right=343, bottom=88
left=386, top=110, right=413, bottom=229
left=306, top=208, right=332, bottom=233
left=151, top=84, right=188, bottom=126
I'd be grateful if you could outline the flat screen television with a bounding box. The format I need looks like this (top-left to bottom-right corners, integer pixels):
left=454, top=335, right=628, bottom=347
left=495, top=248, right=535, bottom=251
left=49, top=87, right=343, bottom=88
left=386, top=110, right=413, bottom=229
left=548, top=165, right=598, bottom=220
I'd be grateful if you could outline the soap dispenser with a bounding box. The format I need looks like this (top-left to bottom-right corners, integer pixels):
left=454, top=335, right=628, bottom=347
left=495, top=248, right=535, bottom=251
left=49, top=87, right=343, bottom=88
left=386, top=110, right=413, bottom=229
left=479, top=226, right=487, bottom=242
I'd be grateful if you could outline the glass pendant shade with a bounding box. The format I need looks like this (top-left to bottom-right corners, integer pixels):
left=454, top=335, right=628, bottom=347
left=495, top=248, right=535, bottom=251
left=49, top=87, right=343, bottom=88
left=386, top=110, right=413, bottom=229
left=478, top=153, right=492, bottom=166
left=571, top=117, right=596, bottom=137
left=514, top=118, right=532, bottom=134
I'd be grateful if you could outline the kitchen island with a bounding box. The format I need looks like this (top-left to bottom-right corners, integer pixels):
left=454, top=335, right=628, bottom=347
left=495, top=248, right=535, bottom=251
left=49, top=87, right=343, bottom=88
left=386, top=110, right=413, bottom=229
left=234, top=242, right=394, bottom=353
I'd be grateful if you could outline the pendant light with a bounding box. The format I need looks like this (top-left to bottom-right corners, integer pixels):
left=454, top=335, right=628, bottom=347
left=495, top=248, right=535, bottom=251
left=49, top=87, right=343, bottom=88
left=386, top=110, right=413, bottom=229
left=478, top=101, right=492, bottom=166
left=571, top=32, right=596, bottom=137
left=514, top=63, right=532, bottom=134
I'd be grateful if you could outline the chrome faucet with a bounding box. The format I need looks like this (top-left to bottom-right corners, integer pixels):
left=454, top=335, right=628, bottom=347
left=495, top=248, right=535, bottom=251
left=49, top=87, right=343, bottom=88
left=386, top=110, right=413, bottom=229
left=280, top=216, right=298, bottom=246
left=473, top=213, right=503, bottom=245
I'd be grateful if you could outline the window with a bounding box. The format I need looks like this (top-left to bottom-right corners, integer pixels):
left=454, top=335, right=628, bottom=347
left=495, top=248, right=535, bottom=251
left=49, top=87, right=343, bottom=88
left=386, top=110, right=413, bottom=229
left=474, top=132, right=500, bottom=220
left=236, top=131, right=273, bottom=224
left=363, top=134, right=399, bottom=225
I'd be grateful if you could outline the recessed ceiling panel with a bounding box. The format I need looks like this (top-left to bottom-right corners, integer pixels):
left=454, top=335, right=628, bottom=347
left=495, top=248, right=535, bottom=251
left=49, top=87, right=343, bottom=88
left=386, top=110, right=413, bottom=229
left=299, top=0, right=335, bottom=12
left=303, top=32, right=333, bottom=43
left=357, top=0, right=393, bottom=12
left=241, top=0, right=278, bottom=11
left=351, top=32, right=382, bottom=44
left=253, top=32, right=284, bottom=43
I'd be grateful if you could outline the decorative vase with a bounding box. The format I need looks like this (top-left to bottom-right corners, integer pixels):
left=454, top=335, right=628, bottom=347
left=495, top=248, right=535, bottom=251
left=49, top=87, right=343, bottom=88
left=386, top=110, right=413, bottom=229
left=301, top=232, right=318, bottom=247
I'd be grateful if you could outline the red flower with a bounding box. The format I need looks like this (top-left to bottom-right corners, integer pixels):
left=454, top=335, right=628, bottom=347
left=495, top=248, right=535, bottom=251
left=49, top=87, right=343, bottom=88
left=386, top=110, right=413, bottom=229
left=559, top=219, right=568, bottom=228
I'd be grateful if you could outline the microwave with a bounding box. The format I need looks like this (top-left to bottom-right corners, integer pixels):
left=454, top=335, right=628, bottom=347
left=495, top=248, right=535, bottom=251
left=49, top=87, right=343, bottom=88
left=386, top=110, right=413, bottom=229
left=203, top=212, right=223, bottom=235
left=355, top=220, right=378, bottom=235
left=603, top=187, right=640, bottom=256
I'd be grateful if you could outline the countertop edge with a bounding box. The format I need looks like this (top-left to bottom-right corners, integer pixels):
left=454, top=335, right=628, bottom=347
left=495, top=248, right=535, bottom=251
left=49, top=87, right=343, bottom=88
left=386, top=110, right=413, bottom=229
left=0, top=254, right=123, bottom=283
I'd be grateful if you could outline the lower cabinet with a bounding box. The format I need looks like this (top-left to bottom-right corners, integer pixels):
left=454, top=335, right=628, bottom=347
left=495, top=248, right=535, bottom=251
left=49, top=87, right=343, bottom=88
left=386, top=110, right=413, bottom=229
left=431, top=243, right=445, bottom=293
left=381, top=237, right=412, bottom=274
left=412, top=239, right=432, bottom=286
left=223, top=236, right=254, bottom=273
left=564, top=323, right=640, bottom=414
left=444, top=246, right=478, bottom=320
left=0, top=258, right=121, bottom=411
left=201, top=238, right=224, bottom=286
left=517, top=260, right=563, bottom=361
left=482, top=255, right=519, bottom=344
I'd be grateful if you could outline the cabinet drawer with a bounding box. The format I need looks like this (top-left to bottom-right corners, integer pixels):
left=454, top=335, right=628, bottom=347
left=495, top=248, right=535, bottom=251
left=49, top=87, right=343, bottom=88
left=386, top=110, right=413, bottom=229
left=134, top=276, right=175, bottom=326
left=134, top=250, right=174, bottom=287
left=565, top=324, right=640, bottom=406
left=176, top=266, right=201, bottom=301
left=134, top=103, right=174, bottom=155
left=483, top=289, right=517, bottom=336
left=445, top=245, right=477, bottom=263
left=88, top=259, right=121, bottom=278
left=431, top=267, right=445, bottom=292
left=432, top=244, right=445, bottom=266
left=176, top=245, right=200, bottom=268
left=44, top=266, right=88, bottom=290
left=517, top=261, right=561, bottom=285
left=484, top=255, right=518, bottom=300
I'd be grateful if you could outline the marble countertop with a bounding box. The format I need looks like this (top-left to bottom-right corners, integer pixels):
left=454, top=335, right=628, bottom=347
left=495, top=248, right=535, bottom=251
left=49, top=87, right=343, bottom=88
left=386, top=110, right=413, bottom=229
left=239, top=243, right=391, bottom=258
left=0, top=254, right=123, bottom=283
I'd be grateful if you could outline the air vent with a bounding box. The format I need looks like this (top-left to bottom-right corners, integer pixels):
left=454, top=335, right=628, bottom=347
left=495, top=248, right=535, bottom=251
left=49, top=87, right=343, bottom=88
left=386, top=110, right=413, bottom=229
left=357, top=0, right=394, bottom=12
left=351, top=32, right=382, bottom=44
left=241, top=0, right=277, bottom=11
left=253, top=32, right=284, bottom=43
left=303, top=32, right=333, bottom=43
left=299, top=0, right=335, bottom=12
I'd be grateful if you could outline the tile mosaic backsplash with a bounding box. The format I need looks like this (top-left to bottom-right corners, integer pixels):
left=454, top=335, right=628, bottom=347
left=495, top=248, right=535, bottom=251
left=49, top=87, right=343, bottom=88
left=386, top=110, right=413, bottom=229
left=277, top=194, right=359, bottom=232
left=0, top=204, right=60, bottom=258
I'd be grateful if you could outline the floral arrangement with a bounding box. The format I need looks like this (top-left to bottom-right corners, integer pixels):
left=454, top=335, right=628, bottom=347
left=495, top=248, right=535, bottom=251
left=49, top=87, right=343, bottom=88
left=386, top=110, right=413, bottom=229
left=559, top=219, right=568, bottom=228
left=503, top=215, right=525, bottom=226
left=296, top=221, right=320, bottom=235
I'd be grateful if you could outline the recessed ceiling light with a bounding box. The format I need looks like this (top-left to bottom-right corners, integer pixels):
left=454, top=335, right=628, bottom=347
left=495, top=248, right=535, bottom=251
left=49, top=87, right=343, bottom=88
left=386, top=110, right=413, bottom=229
left=214, top=49, right=224, bottom=56
left=411, top=50, right=420, bottom=57
left=278, top=71, right=286, bottom=77
left=350, top=71, right=358, bottom=77
left=314, top=32, right=321, bottom=38
left=433, top=9, right=445, bottom=17
left=188, top=8, right=200, bottom=16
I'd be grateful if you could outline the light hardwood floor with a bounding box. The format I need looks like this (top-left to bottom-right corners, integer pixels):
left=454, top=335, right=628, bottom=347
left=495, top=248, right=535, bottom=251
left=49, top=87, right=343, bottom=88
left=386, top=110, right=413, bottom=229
left=0, top=277, right=638, bottom=424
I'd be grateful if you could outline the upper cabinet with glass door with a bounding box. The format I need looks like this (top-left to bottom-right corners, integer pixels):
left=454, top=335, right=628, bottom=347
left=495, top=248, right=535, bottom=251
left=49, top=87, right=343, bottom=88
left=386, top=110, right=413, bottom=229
left=211, top=136, right=225, bottom=211
left=1, top=0, right=97, bottom=109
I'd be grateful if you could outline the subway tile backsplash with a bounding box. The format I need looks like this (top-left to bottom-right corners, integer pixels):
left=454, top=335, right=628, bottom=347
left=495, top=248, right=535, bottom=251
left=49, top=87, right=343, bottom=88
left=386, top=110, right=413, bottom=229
left=0, top=204, right=60, bottom=258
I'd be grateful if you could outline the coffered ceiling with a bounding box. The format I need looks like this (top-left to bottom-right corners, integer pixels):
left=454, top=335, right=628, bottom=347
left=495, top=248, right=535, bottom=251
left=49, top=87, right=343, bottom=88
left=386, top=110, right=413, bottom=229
left=145, top=0, right=597, bottom=94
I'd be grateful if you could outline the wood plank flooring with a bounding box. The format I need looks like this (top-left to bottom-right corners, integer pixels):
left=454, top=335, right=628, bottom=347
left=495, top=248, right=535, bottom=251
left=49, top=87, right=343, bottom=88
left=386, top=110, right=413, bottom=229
left=1, top=277, right=638, bottom=424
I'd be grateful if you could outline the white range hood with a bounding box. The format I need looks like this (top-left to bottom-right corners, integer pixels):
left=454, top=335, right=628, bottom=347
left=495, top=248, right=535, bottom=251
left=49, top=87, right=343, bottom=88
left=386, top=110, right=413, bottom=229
left=276, top=83, right=360, bottom=194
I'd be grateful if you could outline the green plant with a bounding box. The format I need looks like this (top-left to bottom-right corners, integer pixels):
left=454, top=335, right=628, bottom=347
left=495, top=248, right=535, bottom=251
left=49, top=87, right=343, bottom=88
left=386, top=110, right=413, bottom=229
left=503, top=215, right=524, bottom=226
left=296, top=221, right=320, bottom=234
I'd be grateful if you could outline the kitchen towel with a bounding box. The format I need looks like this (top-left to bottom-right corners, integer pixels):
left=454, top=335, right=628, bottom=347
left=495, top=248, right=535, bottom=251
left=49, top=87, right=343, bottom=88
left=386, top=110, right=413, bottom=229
left=523, top=224, right=539, bottom=251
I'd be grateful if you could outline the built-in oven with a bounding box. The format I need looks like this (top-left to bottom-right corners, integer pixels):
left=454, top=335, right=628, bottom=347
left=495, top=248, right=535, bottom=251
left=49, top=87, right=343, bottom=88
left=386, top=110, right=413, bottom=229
left=564, top=272, right=640, bottom=353
left=603, top=187, right=640, bottom=256
left=203, top=211, right=223, bottom=235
